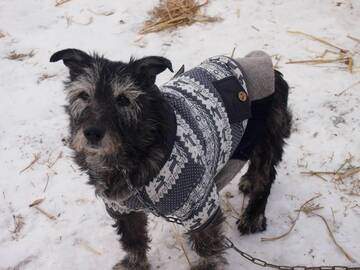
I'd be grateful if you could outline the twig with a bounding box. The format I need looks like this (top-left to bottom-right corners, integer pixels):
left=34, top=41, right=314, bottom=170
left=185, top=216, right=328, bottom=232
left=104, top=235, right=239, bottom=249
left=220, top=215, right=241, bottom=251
left=301, top=171, right=329, bottom=182
left=335, top=80, right=360, bottom=96
left=48, top=151, right=63, bottom=168
left=29, top=198, right=45, bottom=207
left=7, top=256, right=36, bottom=270
left=230, top=47, right=236, bottom=58
left=310, top=213, right=356, bottom=263
left=55, top=0, right=71, bottom=6
left=261, top=194, right=321, bottom=241
left=11, top=215, right=25, bottom=235
left=20, top=153, right=41, bottom=173
left=286, top=57, right=350, bottom=65
left=288, top=31, right=348, bottom=53
left=172, top=224, right=192, bottom=267
left=37, top=73, right=57, bottom=84
left=33, top=206, right=56, bottom=220
left=75, top=239, right=102, bottom=255
left=347, top=35, right=360, bottom=43
left=5, top=50, right=35, bottom=61
left=43, top=173, right=50, bottom=192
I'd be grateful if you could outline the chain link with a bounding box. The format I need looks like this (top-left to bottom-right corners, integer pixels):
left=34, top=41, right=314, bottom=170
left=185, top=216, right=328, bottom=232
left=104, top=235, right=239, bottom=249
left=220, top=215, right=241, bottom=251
left=223, top=237, right=360, bottom=270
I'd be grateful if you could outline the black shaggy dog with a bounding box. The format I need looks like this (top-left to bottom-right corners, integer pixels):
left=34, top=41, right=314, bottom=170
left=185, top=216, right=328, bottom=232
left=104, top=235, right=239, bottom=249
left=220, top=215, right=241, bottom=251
left=50, top=49, right=291, bottom=270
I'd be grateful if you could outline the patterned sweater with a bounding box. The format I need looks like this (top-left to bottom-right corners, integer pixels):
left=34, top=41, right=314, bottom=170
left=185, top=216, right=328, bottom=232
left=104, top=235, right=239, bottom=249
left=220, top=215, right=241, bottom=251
left=103, top=55, right=262, bottom=231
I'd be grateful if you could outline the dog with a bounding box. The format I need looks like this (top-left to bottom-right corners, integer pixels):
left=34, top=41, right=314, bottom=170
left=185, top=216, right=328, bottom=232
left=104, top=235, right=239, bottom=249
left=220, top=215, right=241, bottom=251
left=50, top=49, right=292, bottom=270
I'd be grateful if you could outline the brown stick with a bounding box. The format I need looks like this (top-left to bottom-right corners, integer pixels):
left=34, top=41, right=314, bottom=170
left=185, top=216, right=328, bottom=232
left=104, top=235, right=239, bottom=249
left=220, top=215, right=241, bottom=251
left=20, top=153, right=41, bottom=173
left=286, top=57, right=350, bottom=65
left=29, top=198, right=45, bottom=207
left=288, top=31, right=349, bottom=53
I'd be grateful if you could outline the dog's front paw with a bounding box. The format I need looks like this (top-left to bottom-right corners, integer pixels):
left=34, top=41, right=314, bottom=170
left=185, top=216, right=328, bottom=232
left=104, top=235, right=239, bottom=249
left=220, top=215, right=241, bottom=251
left=237, top=213, right=267, bottom=234
left=190, top=255, right=227, bottom=270
left=238, top=175, right=253, bottom=195
left=112, top=255, right=150, bottom=270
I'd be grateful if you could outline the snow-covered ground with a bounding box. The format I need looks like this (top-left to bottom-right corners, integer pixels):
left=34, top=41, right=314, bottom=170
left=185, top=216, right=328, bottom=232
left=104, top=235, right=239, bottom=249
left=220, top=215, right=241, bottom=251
left=1, top=0, right=360, bottom=269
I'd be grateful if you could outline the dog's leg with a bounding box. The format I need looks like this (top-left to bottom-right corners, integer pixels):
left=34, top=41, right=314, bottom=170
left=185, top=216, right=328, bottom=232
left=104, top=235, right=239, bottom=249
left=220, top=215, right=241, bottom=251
left=107, top=209, right=150, bottom=270
left=187, top=210, right=227, bottom=270
left=238, top=71, right=292, bottom=234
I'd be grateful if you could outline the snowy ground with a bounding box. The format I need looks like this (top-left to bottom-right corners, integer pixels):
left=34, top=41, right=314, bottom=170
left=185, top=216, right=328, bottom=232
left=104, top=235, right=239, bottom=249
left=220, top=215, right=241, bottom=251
left=1, top=0, right=360, bottom=269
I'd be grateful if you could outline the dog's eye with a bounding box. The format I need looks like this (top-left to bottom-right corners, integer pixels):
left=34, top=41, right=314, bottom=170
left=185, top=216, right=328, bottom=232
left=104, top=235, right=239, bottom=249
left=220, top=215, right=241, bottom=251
left=78, top=91, right=90, bottom=101
left=116, top=95, right=130, bottom=106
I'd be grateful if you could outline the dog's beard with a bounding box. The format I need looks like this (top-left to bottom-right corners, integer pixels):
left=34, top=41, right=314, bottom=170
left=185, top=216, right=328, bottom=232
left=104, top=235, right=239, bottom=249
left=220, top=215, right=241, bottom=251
left=70, top=128, right=122, bottom=173
left=71, top=128, right=119, bottom=156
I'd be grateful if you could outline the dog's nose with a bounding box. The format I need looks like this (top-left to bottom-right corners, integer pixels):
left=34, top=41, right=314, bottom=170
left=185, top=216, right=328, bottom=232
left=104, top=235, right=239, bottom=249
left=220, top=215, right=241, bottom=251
left=84, top=127, right=105, bottom=144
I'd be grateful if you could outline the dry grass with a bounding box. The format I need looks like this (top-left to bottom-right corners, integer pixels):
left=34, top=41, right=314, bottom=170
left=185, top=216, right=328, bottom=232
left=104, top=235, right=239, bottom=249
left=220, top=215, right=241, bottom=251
left=262, top=194, right=356, bottom=262
left=11, top=215, right=25, bottom=239
left=335, top=80, right=360, bottom=96
left=0, top=31, right=6, bottom=38
left=287, top=31, right=356, bottom=73
left=29, top=198, right=56, bottom=220
left=140, top=0, right=221, bottom=34
left=55, top=0, right=72, bottom=7
left=37, top=73, right=57, bottom=84
left=301, top=154, right=360, bottom=197
left=19, top=153, right=41, bottom=173
left=74, top=239, right=102, bottom=255
left=5, top=50, right=35, bottom=61
left=347, top=35, right=360, bottom=43
left=261, top=194, right=322, bottom=242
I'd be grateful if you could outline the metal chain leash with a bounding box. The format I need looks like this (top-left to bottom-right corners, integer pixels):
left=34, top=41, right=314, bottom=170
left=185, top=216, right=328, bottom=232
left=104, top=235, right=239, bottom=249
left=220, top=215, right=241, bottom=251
left=223, top=237, right=360, bottom=270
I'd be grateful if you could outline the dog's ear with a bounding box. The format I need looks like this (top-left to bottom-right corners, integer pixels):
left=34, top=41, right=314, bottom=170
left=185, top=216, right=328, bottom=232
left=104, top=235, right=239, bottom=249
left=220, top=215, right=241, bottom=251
left=50, top=49, right=92, bottom=79
left=131, top=56, right=173, bottom=87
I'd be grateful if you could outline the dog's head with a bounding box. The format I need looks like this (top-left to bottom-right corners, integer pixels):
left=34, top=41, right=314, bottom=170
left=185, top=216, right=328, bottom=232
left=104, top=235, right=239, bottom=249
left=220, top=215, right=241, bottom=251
left=50, top=49, right=173, bottom=161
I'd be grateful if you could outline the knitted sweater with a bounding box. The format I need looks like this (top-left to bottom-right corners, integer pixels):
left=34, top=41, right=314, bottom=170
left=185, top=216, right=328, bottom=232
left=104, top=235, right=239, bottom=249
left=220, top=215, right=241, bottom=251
left=103, top=52, right=274, bottom=231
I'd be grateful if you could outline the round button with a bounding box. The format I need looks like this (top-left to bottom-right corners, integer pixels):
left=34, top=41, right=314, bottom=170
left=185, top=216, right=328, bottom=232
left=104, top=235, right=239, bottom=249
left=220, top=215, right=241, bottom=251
left=238, top=91, right=247, bottom=102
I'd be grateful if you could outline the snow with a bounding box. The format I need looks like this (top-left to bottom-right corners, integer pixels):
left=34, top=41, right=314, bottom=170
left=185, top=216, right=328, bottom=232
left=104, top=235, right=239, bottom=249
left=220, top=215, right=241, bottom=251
left=1, top=0, right=360, bottom=269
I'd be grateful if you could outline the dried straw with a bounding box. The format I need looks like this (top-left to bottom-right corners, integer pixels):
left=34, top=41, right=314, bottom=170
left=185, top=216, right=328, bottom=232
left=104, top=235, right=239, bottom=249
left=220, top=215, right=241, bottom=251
left=19, top=153, right=41, bottom=173
left=335, top=80, right=360, bottom=96
left=75, top=239, right=102, bottom=255
left=140, top=0, right=221, bottom=34
left=310, top=213, right=356, bottom=263
left=287, top=31, right=355, bottom=72
left=261, top=194, right=321, bottom=242
left=55, top=0, right=71, bottom=7
left=347, top=35, right=360, bottom=43
left=5, top=50, right=35, bottom=61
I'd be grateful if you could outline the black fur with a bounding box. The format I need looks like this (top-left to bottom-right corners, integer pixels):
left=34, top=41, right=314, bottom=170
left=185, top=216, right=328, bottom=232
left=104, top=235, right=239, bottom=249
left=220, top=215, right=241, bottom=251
left=51, top=49, right=292, bottom=270
left=238, top=70, right=292, bottom=234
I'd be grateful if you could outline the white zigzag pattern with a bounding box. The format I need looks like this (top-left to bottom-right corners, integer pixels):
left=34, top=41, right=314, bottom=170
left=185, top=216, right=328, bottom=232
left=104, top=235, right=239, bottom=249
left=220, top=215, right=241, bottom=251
left=182, top=75, right=233, bottom=171
left=145, top=143, right=188, bottom=203
left=102, top=197, right=133, bottom=214
left=182, top=184, right=219, bottom=231
left=175, top=112, right=204, bottom=162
